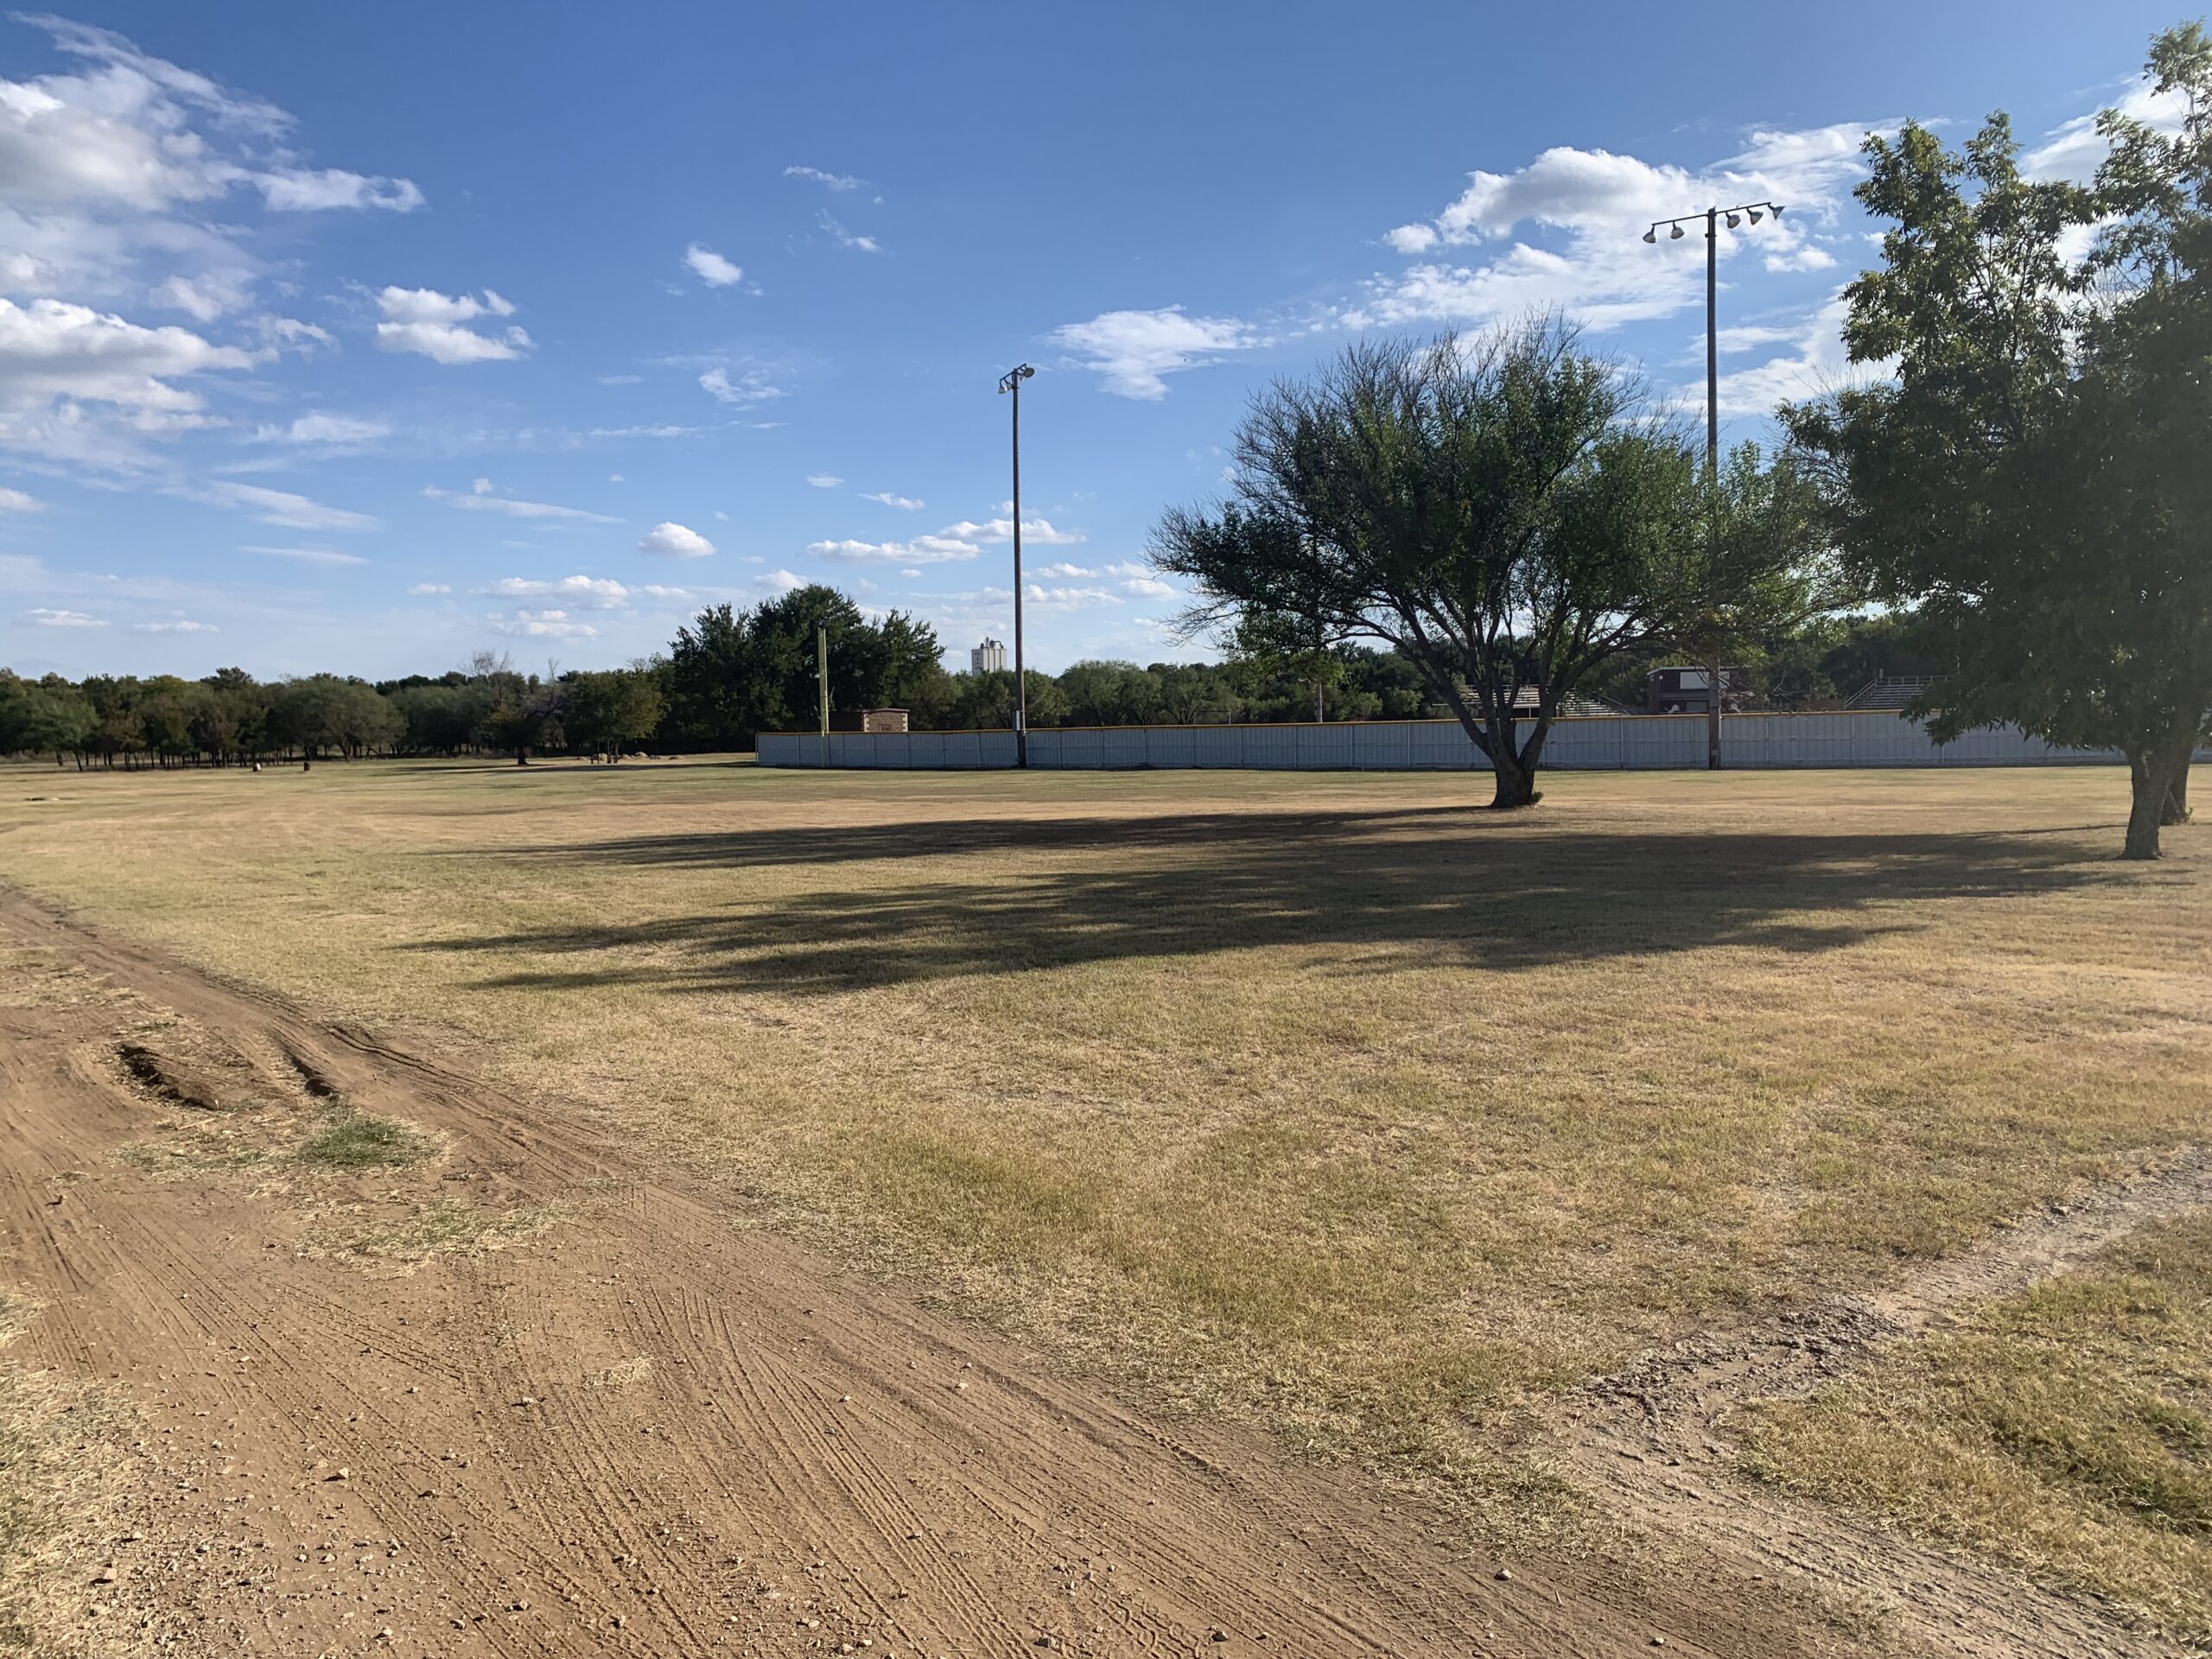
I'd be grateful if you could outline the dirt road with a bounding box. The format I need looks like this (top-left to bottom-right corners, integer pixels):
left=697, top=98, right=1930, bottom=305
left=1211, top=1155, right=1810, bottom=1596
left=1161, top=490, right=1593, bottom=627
left=0, top=887, right=2077, bottom=1657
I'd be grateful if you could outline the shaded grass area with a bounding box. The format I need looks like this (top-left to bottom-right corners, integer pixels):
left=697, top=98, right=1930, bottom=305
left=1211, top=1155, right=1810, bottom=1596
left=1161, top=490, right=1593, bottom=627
left=1741, top=1212, right=2212, bottom=1646
left=0, top=760, right=2206, bottom=1529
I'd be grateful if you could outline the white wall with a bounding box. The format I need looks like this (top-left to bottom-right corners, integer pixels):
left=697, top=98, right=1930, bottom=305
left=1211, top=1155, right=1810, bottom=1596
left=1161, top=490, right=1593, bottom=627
left=757, top=712, right=2191, bottom=772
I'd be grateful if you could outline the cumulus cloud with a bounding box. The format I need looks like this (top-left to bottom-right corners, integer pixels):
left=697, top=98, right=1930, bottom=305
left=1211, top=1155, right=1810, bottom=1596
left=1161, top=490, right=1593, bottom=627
left=683, top=243, right=743, bottom=287
left=407, top=582, right=450, bottom=595
left=1050, top=307, right=1264, bottom=398
left=22, top=606, right=105, bottom=626
left=937, top=514, right=1084, bottom=546
left=489, top=607, right=596, bottom=639
left=860, top=491, right=923, bottom=510
left=761, top=567, right=804, bottom=593
left=1120, top=575, right=1178, bottom=597
left=0, top=296, right=255, bottom=462
left=0, top=486, right=43, bottom=512
left=206, top=480, right=379, bottom=531
left=806, top=474, right=843, bottom=489
left=638, top=522, right=715, bottom=558
left=1353, top=123, right=1885, bottom=334
left=135, top=615, right=217, bottom=632
left=0, top=16, right=418, bottom=376
left=480, top=574, right=632, bottom=608
left=806, top=536, right=977, bottom=566
left=423, top=481, right=618, bottom=523
left=374, top=287, right=530, bottom=363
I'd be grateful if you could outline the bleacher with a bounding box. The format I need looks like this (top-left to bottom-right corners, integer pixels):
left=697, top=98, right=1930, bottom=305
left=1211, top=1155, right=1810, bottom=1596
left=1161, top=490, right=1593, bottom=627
left=1846, top=676, right=1942, bottom=710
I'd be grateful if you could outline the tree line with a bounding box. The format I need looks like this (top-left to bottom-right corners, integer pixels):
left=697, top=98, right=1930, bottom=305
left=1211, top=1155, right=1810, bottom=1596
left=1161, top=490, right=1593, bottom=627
left=0, top=591, right=1927, bottom=772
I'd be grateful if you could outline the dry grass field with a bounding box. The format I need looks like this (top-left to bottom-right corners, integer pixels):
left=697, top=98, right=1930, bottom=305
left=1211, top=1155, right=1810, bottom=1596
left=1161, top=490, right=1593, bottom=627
left=1, top=757, right=2207, bottom=1645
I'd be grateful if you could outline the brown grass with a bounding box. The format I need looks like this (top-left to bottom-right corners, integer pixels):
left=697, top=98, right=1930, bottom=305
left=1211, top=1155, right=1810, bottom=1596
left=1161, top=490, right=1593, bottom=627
left=1741, top=1211, right=2212, bottom=1645
left=1, top=759, right=2206, bottom=1528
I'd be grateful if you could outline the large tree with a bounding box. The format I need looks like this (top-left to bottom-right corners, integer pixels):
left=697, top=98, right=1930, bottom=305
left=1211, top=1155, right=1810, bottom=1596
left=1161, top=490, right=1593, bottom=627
left=1152, top=316, right=1773, bottom=806
left=1788, top=24, right=2212, bottom=858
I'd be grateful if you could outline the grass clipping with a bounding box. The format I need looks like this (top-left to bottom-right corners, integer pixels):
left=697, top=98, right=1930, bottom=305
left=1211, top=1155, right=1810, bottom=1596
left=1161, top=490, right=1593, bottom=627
left=1740, top=1211, right=2212, bottom=1645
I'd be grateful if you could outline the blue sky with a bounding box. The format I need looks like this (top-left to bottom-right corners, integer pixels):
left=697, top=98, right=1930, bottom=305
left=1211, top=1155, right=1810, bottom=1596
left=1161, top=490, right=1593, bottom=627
left=0, top=1, right=2188, bottom=679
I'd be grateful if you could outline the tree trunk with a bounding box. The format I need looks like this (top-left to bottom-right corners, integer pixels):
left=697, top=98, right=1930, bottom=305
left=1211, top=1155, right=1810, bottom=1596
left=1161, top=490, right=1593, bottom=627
left=2125, top=747, right=2176, bottom=859
left=1707, top=660, right=1722, bottom=770
left=2159, top=728, right=2196, bottom=826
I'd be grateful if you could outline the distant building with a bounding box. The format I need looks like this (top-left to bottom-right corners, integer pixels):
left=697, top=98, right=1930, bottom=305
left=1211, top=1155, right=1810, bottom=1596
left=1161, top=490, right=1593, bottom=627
left=1645, top=665, right=1751, bottom=715
left=830, top=708, right=911, bottom=734
left=971, top=637, right=1007, bottom=674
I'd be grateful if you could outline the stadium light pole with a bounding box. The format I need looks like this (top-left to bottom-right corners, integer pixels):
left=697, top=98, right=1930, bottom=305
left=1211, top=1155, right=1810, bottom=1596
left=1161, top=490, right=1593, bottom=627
left=1644, top=200, right=1783, bottom=768
left=997, top=363, right=1036, bottom=768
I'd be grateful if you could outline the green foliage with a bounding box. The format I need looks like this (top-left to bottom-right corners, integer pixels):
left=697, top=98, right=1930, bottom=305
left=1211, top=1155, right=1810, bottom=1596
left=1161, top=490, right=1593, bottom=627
left=1152, top=316, right=1819, bottom=804
left=665, top=588, right=946, bottom=746
left=296, top=1107, right=423, bottom=1170
left=1788, top=23, right=2212, bottom=857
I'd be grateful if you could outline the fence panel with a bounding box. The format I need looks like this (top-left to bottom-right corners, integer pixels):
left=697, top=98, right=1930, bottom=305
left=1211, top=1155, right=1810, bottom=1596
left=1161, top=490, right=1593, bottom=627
left=759, top=714, right=2164, bottom=772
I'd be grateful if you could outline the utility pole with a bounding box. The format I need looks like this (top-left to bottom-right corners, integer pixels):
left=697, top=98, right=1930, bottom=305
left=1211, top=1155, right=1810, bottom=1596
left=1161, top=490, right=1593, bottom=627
left=1645, top=199, right=1783, bottom=771
left=997, top=363, right=1035, bottom=767
left=817, top=624, right=830, bottom=768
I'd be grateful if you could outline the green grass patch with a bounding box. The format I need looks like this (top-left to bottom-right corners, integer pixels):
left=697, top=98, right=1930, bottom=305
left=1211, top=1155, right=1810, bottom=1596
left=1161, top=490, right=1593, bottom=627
left=1740, top=1211, right=2212, bottom=1643
left=296, top=1107, right=426, bottom=1171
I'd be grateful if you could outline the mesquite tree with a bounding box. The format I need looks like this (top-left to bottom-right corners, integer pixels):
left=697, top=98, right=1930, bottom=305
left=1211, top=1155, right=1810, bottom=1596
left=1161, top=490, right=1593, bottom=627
left=1154, top=316, right=1764, bottom=807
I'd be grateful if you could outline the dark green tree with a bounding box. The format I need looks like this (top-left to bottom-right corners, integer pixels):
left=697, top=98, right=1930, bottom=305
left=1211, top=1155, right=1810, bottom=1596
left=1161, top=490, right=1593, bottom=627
left=1788, top=23, right=2212, bottom=857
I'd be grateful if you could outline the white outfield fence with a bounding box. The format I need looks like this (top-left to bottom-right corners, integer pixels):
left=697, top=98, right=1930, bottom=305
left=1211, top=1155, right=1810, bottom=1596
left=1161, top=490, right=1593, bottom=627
left=758, top=711, right=2201, bottom=772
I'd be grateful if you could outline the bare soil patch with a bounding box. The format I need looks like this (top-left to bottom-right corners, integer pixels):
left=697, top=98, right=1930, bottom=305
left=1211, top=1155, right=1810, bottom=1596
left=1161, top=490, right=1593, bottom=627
left=0, top=887, right=1850, bottom=1659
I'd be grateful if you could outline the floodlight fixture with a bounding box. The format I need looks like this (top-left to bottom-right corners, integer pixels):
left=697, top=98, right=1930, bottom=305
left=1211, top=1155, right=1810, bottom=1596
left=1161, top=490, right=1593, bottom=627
left=1669, top=222, right=1685, bottom=239
left=1643, top=226, right=1657, bottom=244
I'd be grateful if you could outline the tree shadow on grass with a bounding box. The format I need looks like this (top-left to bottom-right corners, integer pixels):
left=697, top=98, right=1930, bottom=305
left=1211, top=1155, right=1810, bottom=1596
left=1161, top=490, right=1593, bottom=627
left=401, top=807, right=2138, bottom=995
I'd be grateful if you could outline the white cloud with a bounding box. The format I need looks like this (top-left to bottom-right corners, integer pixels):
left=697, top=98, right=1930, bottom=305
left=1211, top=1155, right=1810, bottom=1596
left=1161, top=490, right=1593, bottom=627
left=937, top=514, right=1084, bottom=546
left=22, top=606, right=105, bottom=626
left=806, top=474, right=844, bottom=489
left=1050, top=307, right=1263, bottom=398
left=761, top=567, right=804, bottom=593
left=489, top=607, right=596, bottom=639
left=860, top=491, right=923, bottom=510
left=683, top=243, right=743, bottom=287
left=1709, top=292, right=1860, bottom=417
left=699, top=365, right=781, bottom=405
left=0, top=296, right=255, bottom=463
left=257, top=411, right=390, bottom=445
left=807, top=536, right=977, bottom=566
left=2024, top=79, right=2187, bottom=181
left=785, top=165, right=864, bottom=192
left=480, top=574, right=632, bottom=608
left=0, top=486, right=42, bottom=512
left=817, top=211, right=880, bottom=253
left=1120, top=575, right=1178, bottom=598
left=1352, top=123, right=1887, bottom=335
left=135, top=615, right=216, bottom=632
left=637, top=583, right=692, bottom=600
left=254, top=168, right=421, bottom=213
left=639, top=521, right=715, bottom=558
left=407, top=582, right=450, bottom=595
left=0, top=18, right=418, bottom=374
left=240, top=543, right=370, bottom=567
left=1024, top=583, right=1121, bottom=611
left=374, top=287, right=530, bottom=363
left=1034, top=562, right=1096, bottom=578
left=206, top=480, right=379, bottom=531
left=150, top=273, right=245, bottom=321
left=423, top=483, right=618, bottom=523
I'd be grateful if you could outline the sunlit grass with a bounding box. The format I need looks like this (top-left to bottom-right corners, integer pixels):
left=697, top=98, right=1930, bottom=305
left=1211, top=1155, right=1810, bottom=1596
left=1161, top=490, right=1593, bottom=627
left=1741, top=1211, right=2212, bottom=1644
left=1, top=757, right=2206, bottom=1526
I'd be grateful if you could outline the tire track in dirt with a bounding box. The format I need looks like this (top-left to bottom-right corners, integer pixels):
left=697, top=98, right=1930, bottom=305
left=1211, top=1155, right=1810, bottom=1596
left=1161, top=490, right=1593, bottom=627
left=0, top=883, right=1927, bottom=1657
left=1552, top=1148, right=2212, bottom=1659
